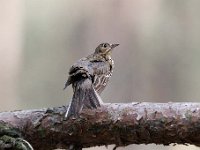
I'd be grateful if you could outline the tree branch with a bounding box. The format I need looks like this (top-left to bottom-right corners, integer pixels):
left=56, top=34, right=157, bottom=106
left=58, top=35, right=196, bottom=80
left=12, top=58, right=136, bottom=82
left=1, top=102, right=200, bottom=149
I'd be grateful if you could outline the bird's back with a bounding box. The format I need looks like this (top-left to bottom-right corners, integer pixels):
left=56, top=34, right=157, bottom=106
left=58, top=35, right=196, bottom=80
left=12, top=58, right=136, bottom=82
left=67, top=53, right=114, bottom=94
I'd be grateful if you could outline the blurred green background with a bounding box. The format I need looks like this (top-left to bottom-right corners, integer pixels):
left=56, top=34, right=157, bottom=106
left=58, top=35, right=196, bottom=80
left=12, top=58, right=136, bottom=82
left=1, top=0, right=200, bottom=149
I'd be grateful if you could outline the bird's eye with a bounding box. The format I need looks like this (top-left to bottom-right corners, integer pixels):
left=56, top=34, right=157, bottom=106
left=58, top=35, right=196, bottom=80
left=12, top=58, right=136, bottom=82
left=103, top=44, right=107, bottom=48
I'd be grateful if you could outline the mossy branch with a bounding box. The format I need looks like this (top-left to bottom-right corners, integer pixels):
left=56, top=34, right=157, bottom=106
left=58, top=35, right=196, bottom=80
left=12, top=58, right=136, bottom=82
left=1, top=102, right=200, bottom=149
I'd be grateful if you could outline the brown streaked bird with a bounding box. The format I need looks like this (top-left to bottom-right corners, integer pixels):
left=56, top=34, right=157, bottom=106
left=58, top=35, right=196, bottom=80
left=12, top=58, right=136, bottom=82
left=64, top=43, right=119, bottom=118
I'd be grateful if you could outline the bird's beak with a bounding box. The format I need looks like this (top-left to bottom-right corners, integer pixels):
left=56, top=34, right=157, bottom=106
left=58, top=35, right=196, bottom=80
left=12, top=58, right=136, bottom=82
left=111, top=44, right=119, bottom=49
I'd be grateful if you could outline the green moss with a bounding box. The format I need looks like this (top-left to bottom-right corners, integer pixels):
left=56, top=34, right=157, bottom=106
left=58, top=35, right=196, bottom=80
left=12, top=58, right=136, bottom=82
left=38, top=127, right=46, bottom=138
left=0, top=135, right=15, bottom=143
left=185, top=111, right=192, bottom=121
left=0, top=122, right=33, bottom=150
left=0, top=121, right=21, bottom=137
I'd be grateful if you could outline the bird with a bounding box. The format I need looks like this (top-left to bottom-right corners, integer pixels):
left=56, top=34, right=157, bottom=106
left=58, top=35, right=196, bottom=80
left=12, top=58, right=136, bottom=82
left=64, top=43, right=119, bottom=118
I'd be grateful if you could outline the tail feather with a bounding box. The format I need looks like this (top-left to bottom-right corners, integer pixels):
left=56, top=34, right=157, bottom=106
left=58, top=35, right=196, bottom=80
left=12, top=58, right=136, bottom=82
left=65, top=78, right=102, bottom=119
left=63, top=76, right=72, bottom=90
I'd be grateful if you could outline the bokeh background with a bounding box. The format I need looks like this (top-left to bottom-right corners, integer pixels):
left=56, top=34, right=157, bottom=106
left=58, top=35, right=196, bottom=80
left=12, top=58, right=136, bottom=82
left=1, top=0, right=200, bottom=149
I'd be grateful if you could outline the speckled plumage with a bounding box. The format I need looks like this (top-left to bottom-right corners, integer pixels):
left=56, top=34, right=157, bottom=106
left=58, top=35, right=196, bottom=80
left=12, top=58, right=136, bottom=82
left=64, top=43, right=119, bottom=118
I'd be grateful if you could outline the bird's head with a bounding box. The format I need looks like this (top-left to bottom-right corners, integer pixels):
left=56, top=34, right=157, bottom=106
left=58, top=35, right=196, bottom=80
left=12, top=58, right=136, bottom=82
left=95, top=43, right=119, bottom=56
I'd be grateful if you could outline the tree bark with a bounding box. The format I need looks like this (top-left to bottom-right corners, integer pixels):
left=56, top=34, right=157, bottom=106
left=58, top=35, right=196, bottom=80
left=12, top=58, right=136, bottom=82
left=1, top=102, right=200, bottom=149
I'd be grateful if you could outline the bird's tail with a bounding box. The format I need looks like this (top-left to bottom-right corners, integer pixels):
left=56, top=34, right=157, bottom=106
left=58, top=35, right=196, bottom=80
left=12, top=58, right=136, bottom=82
left=65, top=78, right=103, bottom=119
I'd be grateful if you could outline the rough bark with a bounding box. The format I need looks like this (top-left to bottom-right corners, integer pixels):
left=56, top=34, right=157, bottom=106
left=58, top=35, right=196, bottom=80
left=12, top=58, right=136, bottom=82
left=1, top=102, right=200, bottom=149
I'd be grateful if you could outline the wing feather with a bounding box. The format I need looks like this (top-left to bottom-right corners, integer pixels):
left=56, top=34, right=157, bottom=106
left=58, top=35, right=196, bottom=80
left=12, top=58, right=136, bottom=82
left=89, top=60, right=112, bottom=94
left=64, top=57, right=113, bottom=94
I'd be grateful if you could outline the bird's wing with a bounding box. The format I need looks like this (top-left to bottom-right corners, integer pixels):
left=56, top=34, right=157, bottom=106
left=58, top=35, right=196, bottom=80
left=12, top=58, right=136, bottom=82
left=64, top=57, right=112, bottom=94
left=89, top=59, right=111, bottom=76
left=89, top=60, right=112, bottom=94
left=63, top=59, right=91, bottom=89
